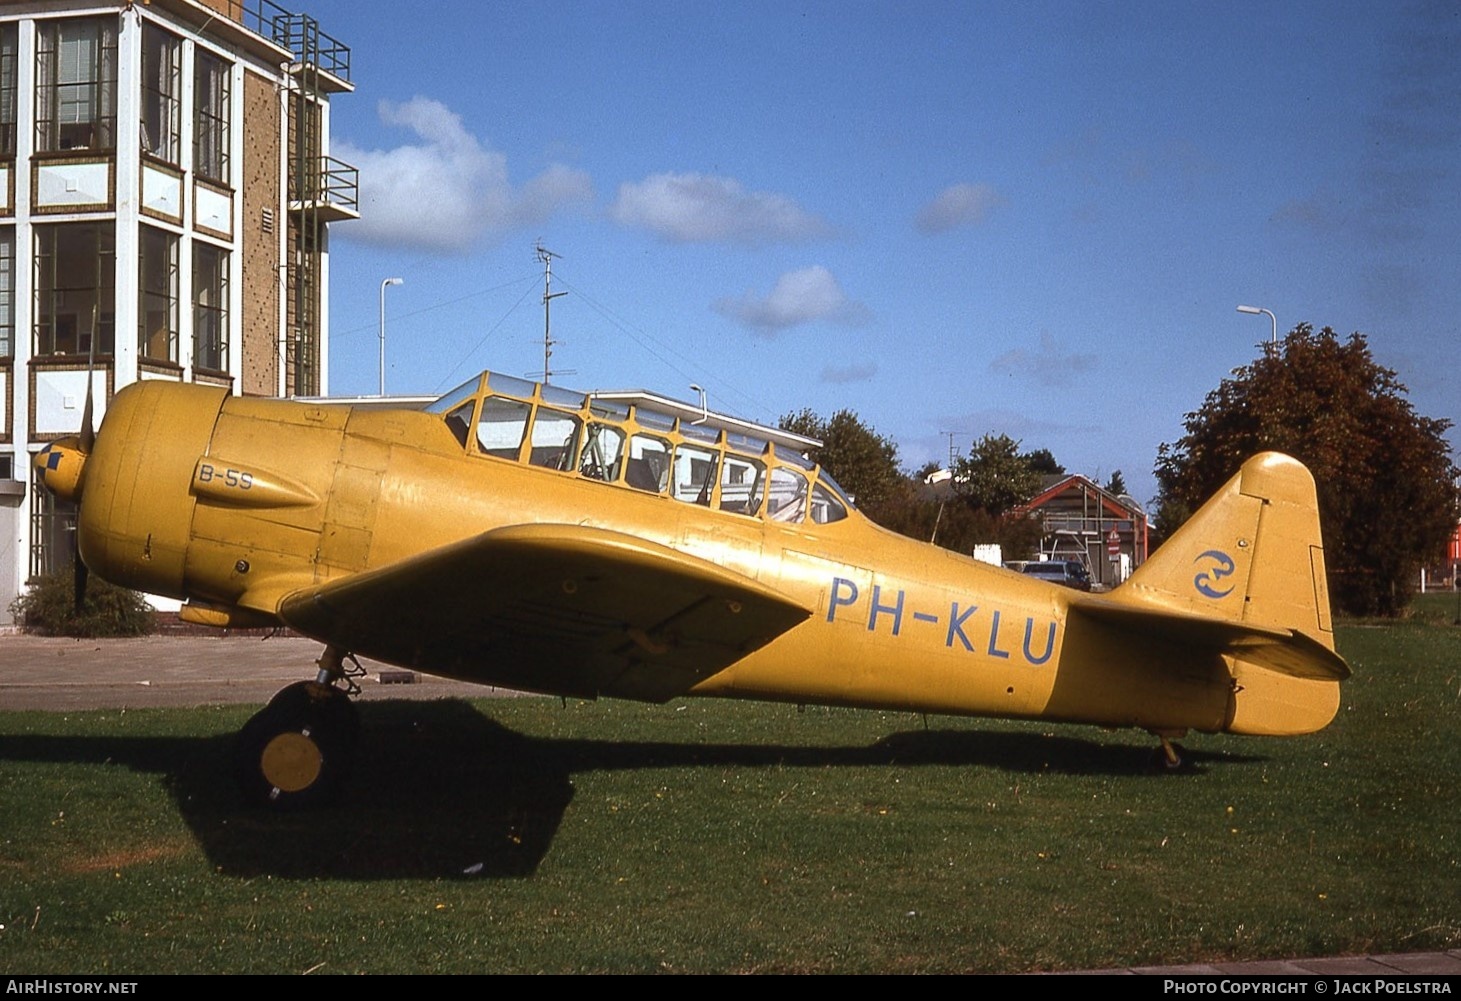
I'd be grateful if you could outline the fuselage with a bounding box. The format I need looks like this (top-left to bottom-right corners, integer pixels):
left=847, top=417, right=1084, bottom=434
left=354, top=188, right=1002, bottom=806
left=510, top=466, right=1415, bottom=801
left=72, top=374, right=1284, bottom=737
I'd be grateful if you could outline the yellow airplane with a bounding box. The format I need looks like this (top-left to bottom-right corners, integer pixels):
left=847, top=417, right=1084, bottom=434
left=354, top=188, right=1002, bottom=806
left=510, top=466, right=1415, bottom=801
left=35, top=368, right=1348, bottom=808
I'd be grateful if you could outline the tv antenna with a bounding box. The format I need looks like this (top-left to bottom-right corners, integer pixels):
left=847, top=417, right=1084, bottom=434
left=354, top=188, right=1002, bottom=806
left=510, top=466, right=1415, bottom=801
left=536, top=242, right=571, bottom=383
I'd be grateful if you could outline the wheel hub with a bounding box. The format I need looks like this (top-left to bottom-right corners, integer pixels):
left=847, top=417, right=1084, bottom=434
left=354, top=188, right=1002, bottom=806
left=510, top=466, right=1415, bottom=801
left=259, top=729, right=324, bottom=794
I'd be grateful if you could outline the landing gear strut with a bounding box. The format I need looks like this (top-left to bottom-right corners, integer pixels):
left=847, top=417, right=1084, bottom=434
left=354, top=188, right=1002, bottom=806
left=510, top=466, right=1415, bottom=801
left=1150, top=733, right=1191, bottom=774
left=234, top=646, right=364, bottom=809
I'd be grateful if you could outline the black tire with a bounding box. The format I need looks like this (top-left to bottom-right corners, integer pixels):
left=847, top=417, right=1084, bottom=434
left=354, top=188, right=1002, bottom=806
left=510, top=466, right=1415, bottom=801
left=234, top=681, right=358, bottom=809
left=265, top=679, right=361, bottom=749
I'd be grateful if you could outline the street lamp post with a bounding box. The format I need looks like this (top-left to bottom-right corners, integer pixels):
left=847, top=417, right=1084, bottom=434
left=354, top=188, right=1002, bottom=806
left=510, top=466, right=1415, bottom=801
left=379, top=277, right=403, bottom=396
left=1236, top=304, right=1277, bottom=350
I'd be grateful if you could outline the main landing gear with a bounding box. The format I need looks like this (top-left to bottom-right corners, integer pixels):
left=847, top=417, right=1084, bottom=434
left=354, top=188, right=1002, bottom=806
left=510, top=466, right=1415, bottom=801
left=234, top=646, right=365, bottom=809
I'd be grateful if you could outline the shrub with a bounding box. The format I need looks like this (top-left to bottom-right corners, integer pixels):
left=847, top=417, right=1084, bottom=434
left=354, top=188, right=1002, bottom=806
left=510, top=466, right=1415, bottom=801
left=10, top=562, right=155, bottom=637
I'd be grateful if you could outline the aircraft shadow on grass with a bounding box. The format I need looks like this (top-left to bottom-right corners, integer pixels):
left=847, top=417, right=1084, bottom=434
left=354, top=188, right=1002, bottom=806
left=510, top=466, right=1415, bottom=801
left=1, top=698, right=1260, bottom=881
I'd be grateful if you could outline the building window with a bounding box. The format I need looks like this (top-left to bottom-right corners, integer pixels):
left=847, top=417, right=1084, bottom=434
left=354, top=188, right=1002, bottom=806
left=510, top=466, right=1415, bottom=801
left=0, top=228, right=13, bottom=357
left=35, top=18, right=118, bottom=154
left=34, top=224, right=115, bottom=356
left=140, top=24, right=180, bottom=164
left=194, top=51, right=230, bottom=184
left=0, top=23, right=17, bottom=157
left=290, top=222, right=320, bottom=395
left=193, top=242, right=228, bottom=371
left=30, top=471, right=76, bottom=579
left=139, top=226, right=178, bottom=363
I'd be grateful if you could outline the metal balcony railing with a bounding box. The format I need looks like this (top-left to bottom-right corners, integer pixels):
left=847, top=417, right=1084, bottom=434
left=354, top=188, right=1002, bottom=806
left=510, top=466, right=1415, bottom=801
left=289, top=155, right=358, bottom=218
left=224, top=1, right=352, bottom=84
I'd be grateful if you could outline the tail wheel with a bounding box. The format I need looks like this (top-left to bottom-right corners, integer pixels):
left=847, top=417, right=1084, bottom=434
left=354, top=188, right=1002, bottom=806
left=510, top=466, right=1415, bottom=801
left=235, top=681, right=358, bottom=809
left=1150, top=738, right=1192, bottom=774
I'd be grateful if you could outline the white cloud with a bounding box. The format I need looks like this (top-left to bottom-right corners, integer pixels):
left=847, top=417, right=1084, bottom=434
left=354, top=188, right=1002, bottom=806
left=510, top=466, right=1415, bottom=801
left=611, top=172, right=832, bottom=245
left=517, top=164, right=595, bottom=222
left=713, top=265, right=869, bottom=334
left=916, top=182, right=1003, bottom=233
left=989, top=331, right=1098, bottom=386
left=336, top=97, right=592, bottom=253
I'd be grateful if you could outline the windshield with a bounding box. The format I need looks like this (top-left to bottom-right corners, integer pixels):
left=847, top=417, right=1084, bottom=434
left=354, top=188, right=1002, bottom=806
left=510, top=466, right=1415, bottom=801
left=425, top=376, right=481, bottom=415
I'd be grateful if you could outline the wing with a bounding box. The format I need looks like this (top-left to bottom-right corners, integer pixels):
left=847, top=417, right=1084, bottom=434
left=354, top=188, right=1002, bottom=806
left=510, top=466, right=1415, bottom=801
left=276, top=524, right=811, bottom=701
left=1069, top=595, right=1350, bottom=681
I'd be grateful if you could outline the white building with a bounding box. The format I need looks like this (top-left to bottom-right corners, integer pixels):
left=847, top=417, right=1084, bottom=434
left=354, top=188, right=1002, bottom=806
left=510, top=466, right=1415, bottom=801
left=0, top=0, right=356, bottom=621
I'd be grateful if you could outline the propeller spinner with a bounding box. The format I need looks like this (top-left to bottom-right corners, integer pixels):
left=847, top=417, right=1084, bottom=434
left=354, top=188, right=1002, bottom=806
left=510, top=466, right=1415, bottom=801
left=35, top=434, right=90, bottom=504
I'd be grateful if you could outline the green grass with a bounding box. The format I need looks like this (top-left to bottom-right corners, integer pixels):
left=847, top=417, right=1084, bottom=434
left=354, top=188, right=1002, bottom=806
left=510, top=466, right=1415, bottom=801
left=1, top=615, right=1457, bottom=973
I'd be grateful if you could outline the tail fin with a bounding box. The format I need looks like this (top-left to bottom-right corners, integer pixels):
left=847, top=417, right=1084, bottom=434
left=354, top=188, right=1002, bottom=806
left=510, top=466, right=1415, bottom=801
left=1089, top=453, right=1345, bottom=734
left=1122, top=453, right=1335, bottom=642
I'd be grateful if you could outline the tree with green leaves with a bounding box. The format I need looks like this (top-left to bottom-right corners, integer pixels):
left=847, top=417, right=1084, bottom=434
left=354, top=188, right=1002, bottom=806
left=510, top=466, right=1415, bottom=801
left=1023, top=447, right=1065, bottom=476
left=955, top=433, right=1043, bottom=515
left=919, top=433, right=1044, bottom=558
left=1104, top=470, right=1128, bottom=497
left=779, top=408, right=905, bottom=517
left=1154, top=324, right=1457, bottom=616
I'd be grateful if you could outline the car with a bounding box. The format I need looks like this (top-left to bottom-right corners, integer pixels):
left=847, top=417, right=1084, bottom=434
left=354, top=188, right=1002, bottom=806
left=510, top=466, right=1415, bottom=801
left=1022, top=560, right=1093, bottom=591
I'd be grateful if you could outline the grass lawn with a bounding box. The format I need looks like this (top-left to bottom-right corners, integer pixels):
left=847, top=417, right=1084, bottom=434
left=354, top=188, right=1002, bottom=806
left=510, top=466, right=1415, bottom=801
left=1, top=601, right=1456, bottom=973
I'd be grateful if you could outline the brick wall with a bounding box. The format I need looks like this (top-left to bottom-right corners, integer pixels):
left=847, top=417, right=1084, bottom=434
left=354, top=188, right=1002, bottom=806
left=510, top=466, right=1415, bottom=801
left=239, top=69, right=280, bottom=397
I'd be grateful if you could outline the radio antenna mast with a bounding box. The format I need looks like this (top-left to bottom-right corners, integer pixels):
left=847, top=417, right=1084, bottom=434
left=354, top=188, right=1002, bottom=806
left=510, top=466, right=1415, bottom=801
left=536, top=242, right=568, bottom=383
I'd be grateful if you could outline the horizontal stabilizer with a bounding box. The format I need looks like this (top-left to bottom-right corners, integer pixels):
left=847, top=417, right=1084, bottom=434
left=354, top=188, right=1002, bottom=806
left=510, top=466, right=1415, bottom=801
left=1070, top=596, right=1350, bottom=681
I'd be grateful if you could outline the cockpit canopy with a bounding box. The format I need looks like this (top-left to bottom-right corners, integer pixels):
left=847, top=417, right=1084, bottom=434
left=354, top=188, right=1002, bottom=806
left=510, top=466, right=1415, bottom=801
left=427, top=371, right=853, bottom=525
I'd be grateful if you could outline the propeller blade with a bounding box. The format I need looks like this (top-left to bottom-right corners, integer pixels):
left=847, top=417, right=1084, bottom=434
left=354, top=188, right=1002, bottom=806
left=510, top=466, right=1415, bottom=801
left=72, top=307, right=98, bottom=616
left=80, top=383, right=95, bottom=455
left=79, top=306, right=97, bottom=454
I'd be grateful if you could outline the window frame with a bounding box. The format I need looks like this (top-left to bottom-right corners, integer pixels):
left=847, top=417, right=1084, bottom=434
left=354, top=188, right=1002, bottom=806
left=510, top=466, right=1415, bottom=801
left=34, top=17, right=119, bottom=154
left=526, top=407, right=582, bottom=471
left=33, top=223, right=115, bottom=356
left=579, top=422, right=626, bottom=482
left=475, top=396, right=532, bottom=461
left=0, top=22, right=17, bottom=157
left=193, top=49, right=231, bottom=184
left=138, top=225, right=178, bottom=363
left=192, top=241, right=228, bottom=372
left=29, top=470, right=76, bottom=579
left=767, top=466, right=810, bottom=523
left=0, top=227, right=13, bottom=358
left=140, top=23, right=181, bottom=165
left=718, top=452, right=766, bottom=516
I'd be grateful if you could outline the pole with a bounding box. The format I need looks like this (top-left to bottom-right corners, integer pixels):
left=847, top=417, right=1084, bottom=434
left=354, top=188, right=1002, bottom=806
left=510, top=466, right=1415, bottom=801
left=378, top=277, right=402, bottom=396
left=1236, top=304, right=1277, bottom=352
left=536, top=243, right=566, bottom=383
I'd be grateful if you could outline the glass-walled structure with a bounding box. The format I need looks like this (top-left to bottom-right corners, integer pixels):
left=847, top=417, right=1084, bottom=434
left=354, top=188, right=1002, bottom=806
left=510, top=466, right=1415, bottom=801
left=429, top=372, right=856, bottom=528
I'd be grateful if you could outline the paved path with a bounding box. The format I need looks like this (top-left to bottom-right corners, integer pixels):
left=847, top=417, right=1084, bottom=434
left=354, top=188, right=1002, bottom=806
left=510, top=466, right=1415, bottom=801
left=1, top=632, right=1456, bottom=978
left=1058, top=951, right=1461, bottom=976
left=0, top=632, right=503, bottom=710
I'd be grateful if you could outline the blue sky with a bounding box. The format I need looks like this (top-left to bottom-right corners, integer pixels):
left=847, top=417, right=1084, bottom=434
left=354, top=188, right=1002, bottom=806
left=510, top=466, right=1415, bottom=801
left=305, top=0, right=1459, bottom=506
